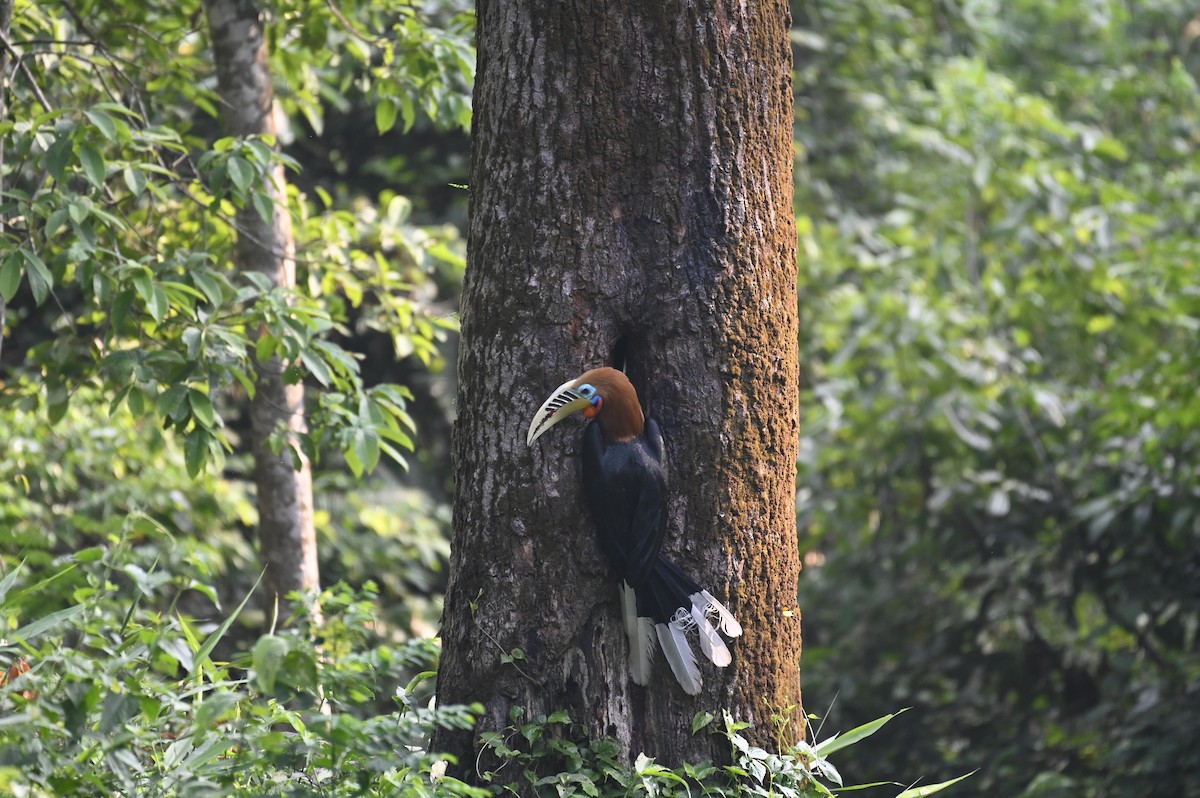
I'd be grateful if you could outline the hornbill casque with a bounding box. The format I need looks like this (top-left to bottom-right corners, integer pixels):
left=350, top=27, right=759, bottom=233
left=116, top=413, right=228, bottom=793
left=527, top=367, right=741, bottom=695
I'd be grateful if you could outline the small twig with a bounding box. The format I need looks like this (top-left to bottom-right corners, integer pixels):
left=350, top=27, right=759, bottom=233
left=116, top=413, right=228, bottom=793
left=0, top=31, right=52, bottom=112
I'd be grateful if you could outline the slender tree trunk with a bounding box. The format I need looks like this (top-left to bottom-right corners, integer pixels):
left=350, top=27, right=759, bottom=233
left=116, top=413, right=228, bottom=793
left=205, top=0, right=319, bottom=610
left=435, top=0, right=801, bottom=773
left=0, top=0, right=11, bottom=365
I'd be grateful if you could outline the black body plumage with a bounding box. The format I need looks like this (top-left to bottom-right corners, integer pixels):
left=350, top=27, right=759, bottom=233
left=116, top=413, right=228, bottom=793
left=581, top=419, right=741, bottom=695
left=581, top=420, right=667, bottom=592
left=527, top=368, right=740, bottom=695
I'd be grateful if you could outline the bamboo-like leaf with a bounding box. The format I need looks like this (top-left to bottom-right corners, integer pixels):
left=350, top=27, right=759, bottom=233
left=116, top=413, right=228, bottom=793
left=192, top=573, right=262, bottom=675
left=894, top=771, right=976, bottom=798
left=9, top=605, right=86, bottom=644
left=815, top=709, right=908, bottom=757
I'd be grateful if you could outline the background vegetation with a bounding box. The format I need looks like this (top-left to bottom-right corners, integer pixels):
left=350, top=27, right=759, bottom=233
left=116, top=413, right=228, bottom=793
left=1, top=0, right=1196, bottom=795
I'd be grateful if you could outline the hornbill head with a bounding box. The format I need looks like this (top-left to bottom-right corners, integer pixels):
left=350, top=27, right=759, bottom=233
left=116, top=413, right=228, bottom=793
left=526, top=367, right=644, bottom=445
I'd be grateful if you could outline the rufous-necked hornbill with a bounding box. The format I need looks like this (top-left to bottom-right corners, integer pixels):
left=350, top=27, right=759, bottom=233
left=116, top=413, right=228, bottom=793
left=526, top=367, right=741, bottom=695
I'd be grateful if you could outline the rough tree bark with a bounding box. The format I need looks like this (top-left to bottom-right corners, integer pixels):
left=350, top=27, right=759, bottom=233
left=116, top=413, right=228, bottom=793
left=435, top=0, right=801, bottom=772
left=205, top=0, right=320, bottom=608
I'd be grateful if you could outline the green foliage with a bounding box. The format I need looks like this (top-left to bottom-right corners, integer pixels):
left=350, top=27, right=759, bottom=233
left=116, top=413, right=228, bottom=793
left=0, top=539, right=961, bottom=798
left=475, top=706, right=968, bottom=797
left=0, top=0, right=469, bottom=477
left=794, top=0, right=1200, bottom=795
left=0, top=554, right=482, bottom=797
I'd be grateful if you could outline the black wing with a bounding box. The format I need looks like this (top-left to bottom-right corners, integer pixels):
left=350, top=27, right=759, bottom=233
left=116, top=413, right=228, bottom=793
left=624, top=420, right=667, bottom=586
left=582, top=422, right=626, bottom=570
left=581, top=419, right=668, bottom=586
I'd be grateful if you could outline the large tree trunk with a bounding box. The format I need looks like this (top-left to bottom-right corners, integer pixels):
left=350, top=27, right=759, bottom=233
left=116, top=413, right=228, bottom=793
left=434, top=0, right=800, bottom=772
left=205, top=0, right=319, bottom=609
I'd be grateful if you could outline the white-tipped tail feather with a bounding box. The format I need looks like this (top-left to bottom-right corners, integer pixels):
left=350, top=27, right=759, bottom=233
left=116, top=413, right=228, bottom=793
left=621, top=582, right=656, bottom=686
left=699, top=590, right=742, bottom=637
left=656, top=619, right=702, bottom=695
left=623, top=586, right=741, bottom=693
left=691, top=604, right=732, bottom=667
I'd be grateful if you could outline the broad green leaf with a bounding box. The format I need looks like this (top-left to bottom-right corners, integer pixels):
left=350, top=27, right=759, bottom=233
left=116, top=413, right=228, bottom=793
left=252, top=634, right=290, bottom=694
left=192, top=270, right=225, bottom=306
left=252, top=190, right=274, bottom=224
left=376, top=97, right=398, bottom=133
left=148, top=285, right=169, bottom=324
left=188, top=389, right=216, bottom=429
left=0, top=252, right=22, bottom=301
left=85, top=108, right=118, bottom=141
left=44, top=135, right=72, bottom=182
left=22, top=249, right=53, bottom=306
left=44, top=208, right=70, bottom=238
left=185, top=430, right=208, bottom=476
left=78, top=143, right=107, bottom=188
left=157, top=383, right=187, bottom=417
left=299, top=348, right=332, bottom=386
left=227, top=155, right=253, bottom=194
left=110, top=288, right=135, bottom=330
left=123, top=166, right=147, bottom=196
left=132, top=269, right=153, bottom=307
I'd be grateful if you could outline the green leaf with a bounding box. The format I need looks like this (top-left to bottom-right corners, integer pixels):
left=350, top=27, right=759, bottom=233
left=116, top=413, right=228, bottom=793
left=22, top=249, right=53, bottom=306
left=44, top=135, right=72, bottom=182
left=894, top=771, right=977, bottom=798
left=1090, top=135, right=1128, bottom=162
left=192, top=574, right=261, bottom=675
left=0, top=252, right=22, bottom=301
left=132, top=268, right=153, bottom=305
left=85, top=108, right=118, bottom=141
left=184, top=429, right=207, bottom=477
left=110, top=288, right=135, bottom=330
left=815, top=710, right=907, bottom=757
left=227, top=155, right=253, bottom=194
left=79, top=143, right=107, bottom=188
left=344, top=433, right=364, bottom=477
left=47, top=383, right=70, bottom=425
left=123, top=166, right=147, bottom=196
left=188, top=389, right=216, bottom=428
left=0, top=561, right=24, bottom=605
left=182, top=326, right=202, bottom=359
left=252, top=634, right=290, bottom=694
left=252, top=190, right=275, bottom=224
left=352, top=428, right=379, bottom=475
left=398, top=93, right=416, bottom=133
left=299, top=348, right=332, bottom=387
left=255, top=334, right=276, bottom=363
left=192, top=270, right=226, bottom=306
left=67, top=197, right=90, bottom=224
left=9, top=605, right=86, bottom=644
left=157, top=384, right=187, bottom=417
left=45, top=208, right=70, bottom=239
left=148, top=285, right=168, bottom=324
left=376, top=98, right=398, bottom=133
